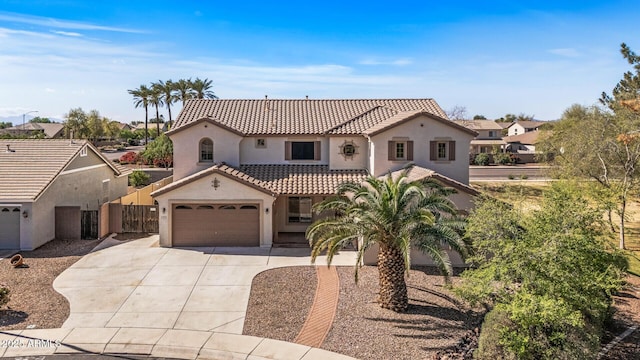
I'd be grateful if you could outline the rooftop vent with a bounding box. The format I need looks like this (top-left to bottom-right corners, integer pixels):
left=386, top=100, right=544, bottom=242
left=6, top=144, right=15, bottom=153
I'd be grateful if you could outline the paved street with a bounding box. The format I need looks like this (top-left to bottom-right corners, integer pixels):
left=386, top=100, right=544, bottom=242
left=470, top=165, right=549, bottom=181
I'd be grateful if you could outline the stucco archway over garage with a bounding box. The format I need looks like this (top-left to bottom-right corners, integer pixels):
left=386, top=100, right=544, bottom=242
left=171, top=203, right=260, bottom=247
left=151, top=164, right=277, bottom=248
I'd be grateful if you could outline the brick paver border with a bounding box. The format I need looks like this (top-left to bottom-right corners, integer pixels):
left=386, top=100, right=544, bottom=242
left=294, top=266, right=340, bottom=347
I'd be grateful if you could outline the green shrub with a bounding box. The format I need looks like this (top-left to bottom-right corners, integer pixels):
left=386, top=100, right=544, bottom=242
left=476, top=308, right=516, bottom=360
left=129, top=170, right=150, bottom=187
left=474, top=153, right=490, bottom=166
left=494, top=152, right=513, bottom=165
left=521, top=174, right=529, bottom=180
left=508, top=174, right=515, bottom=180
left=0, top=284, right=9, bottom=308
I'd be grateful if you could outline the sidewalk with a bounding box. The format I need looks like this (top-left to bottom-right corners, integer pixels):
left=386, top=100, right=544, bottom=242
left=0, top=327, right=355, bottom=359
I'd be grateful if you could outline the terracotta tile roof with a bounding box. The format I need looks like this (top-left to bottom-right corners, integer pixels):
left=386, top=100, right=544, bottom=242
left=503, top=130, right=550, bottom=145
left=453, top=120, right=503, bottom=131
left=151, top=163, right=276, bottom=197
left=1, top=122, right=64, bottom=138
left=508, top=120, right=546, bottom=129
left=0, top=139, right=124, bottom=201
left=240, top=164, right=369, bottom=195
left=385, top=165, right=479, bottom=196
left=173, top=98, right=449, bottom=135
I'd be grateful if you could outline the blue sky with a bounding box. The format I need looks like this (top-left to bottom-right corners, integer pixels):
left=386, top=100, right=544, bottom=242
left=0, top=1, right=638, bottom=123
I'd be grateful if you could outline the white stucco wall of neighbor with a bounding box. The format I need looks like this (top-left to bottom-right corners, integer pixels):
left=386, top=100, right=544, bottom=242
left=27, top=163, right=128, bottom=250
left=170, top=122, right=243, bottom=180
left=154, top=173, right=275, bottom=247
left=370, top=115, right=474, bottom=184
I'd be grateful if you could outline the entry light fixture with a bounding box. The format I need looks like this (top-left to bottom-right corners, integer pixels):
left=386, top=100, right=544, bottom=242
left=212, top=177, right=220, bottom=190
left=265, top=208, right=269, bottom=214
left=22, top=210, right=28, bottom=218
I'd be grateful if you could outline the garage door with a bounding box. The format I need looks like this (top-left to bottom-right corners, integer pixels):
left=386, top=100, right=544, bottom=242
left=0, top=207, right=21, bottom=250
left=172, top=204, right=260, bottom=247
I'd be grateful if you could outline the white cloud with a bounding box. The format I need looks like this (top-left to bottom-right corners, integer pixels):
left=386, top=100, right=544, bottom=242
left=51, top=30, right=83, bottom=37
left=548, top=48, right=581, bottom=57
left=44, top=88, right=55, bottom=93
left=359, top=58, right=413, bottom=66
left=0, top=11, right=145, bottom=33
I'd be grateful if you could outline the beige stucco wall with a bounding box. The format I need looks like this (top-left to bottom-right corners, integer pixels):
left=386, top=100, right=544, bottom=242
left=25, top=162, right=128, bottom=250
left=170, top=122, right=242, bottom=180
left=363, top=243, right=466, bottom=267
left=370, top=115, right=474, bottom=184
left=328, top=136, right=368, bottom=170
left=239, top=136, right=329, bottom=165
left=153, top=173, right=276, bottom=247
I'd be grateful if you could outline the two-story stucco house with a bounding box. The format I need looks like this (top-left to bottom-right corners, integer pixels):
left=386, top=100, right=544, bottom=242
left=453, top=120, right=506, bottom=156
left=506, top=120, right=545, bottom=136
left=151, top=98, right=478, bottom=248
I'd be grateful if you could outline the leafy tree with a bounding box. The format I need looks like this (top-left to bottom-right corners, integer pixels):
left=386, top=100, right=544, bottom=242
left=190, top=77, right=218, bottom=99
left=129, top=170, right=150, bottom=187
left=455, top=184, right=627, bottom=359
left=86, top=110, right=104, bottom=142
left=29, top=116, right=51, bottom=123
left=307, top=168, right=467, bottom=312
left=141, top=133, right=173, bottom=168
left=496, top=113, right=517, bottom=123
left=64, top=107, right=89, bottom=139
left=473, top=114, right=487, bottom=120
left=128, top=84, right=152, bottom=146
left=0, top=122, right=12, bottom=129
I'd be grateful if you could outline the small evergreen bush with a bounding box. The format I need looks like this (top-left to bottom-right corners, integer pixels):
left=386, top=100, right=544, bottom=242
left=129, top=170, right=150, bottom=187
left=474, top=153, right=490, bottom=166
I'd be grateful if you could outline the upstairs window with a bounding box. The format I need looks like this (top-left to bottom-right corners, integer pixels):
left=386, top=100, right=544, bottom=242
left=387, top=140, right=413, bottom=161
left=285, top=141, right=321, bottom=161
left=199, top=138, right=213, bottom=162
left=430, top=141, right=456, bottom=161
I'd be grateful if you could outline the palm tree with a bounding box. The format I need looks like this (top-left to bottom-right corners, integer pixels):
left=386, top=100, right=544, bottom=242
left=148, top=85, right=164, bottom=138
left=128, top=84, right=151, bottom=146
left=190, top=77, right=218, bottom=99
left=153, top=80, right=176, bottom=129
left=174, top=79, right=194, bottom=106
left=307, top=167, right=468, bottom=312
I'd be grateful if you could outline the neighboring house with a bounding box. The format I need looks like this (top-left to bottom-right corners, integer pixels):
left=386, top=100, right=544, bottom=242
left=506, top=120, right=545, bottom=136
left=117, top=122, right=133, bottom=132
left=453, top=120, right=506, bottom=155
left=0, top=139, right=130, bottom=250
left=503, top=131, right=550, bottom=163
left=151, top=98, right=479, bottom=249
left=0, top=122, right=65, bottom=138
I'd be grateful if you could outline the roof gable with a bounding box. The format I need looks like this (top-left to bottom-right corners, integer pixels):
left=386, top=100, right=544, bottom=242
left=0, top=139, right=125, bottom=201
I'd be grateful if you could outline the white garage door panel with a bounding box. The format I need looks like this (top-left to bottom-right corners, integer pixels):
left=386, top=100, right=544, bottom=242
left=0, top=207, right=21, bottom=250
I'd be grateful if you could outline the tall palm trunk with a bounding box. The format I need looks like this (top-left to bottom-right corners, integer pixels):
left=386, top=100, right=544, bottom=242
left=377, top=243, right=408, bottom=312
left=144, top=106, right=149, bottom=148
left=154, top=104, right=160, bottom=136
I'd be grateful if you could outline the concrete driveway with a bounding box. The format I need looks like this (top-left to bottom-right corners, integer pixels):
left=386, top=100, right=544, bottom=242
left=53, top=234, right=357, bottom=333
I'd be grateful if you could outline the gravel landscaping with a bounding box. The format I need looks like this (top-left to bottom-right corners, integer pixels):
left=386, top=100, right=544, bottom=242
left=0, top=238, right=101, bottom=330
left=244, top=265, right=484, bottom=360
left=245, top=267, right=640, bottom=360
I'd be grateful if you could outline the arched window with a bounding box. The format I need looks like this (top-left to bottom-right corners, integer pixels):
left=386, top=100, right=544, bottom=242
left=199, top=138, right=213, bottom=162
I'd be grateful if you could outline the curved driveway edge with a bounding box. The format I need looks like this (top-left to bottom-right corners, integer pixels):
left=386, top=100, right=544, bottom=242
left=4, top=234, right=359, bottom=359
left=0, top=327, right=357, bottom=359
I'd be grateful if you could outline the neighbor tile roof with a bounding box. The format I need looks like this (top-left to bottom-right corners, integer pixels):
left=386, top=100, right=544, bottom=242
left=386, top=165, right=479, bottom=196
left=508, top=120, right=545, bottom=129
left=240, top=165, right=369, bottom=195
left=453, top=120, right=503, bottom=131
left=0, top=139, right=124, bottom=201
left=503, top=131, right=549, bottom=145
left=172, top=98, right=450, bottom=135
